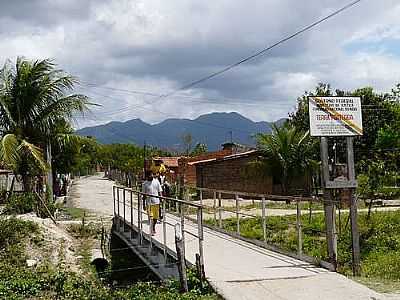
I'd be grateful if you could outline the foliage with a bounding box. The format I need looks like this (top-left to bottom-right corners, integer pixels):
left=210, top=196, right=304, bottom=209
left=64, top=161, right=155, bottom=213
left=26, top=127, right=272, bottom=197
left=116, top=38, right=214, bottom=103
left=0, top=57, right=91, bottom=191
left=0, top=217, right=217, bottom=299
left=254, top=123, right=318, bottom=194
left=3, top=192, right=37, bottom=214
left=190, top=143, right=208, bottom=156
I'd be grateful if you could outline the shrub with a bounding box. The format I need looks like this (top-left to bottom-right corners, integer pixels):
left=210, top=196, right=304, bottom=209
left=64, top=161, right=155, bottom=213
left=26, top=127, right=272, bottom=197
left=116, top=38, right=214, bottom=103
left=4, top=193, right=37, bottom=214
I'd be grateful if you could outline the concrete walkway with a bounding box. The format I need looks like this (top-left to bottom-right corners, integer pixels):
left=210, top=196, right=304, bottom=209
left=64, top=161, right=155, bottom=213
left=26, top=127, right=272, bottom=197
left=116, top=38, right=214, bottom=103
left=70, top=174, right=390, bottom=300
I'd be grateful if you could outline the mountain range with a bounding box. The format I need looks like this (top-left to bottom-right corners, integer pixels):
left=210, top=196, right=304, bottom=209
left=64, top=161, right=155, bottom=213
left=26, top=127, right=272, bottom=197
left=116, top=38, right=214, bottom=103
left=76, top=112, right=286, bottom=151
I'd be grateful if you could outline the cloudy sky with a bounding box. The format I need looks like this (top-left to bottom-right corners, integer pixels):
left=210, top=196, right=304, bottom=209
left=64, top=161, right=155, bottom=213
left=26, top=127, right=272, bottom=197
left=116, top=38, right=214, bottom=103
left=1, top=0, right=400, bottom=128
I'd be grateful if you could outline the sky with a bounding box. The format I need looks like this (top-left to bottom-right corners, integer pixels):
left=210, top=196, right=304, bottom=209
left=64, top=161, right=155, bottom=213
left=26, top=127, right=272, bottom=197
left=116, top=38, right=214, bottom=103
left=1, top=0, right=400, bottom=128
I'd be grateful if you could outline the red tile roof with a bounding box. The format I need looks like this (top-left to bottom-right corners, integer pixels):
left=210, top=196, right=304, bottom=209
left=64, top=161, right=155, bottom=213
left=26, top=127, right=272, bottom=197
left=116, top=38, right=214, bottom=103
left=154, top=157, right=181, bottom=168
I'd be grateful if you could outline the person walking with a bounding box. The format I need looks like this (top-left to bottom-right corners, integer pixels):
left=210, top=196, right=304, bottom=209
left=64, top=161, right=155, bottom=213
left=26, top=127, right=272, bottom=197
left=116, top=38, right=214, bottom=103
left=142, top=171, right=163, bottom=235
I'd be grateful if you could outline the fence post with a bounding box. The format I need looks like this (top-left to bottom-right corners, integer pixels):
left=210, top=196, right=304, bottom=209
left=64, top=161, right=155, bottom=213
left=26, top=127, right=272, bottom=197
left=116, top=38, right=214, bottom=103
left=262, top=197, right=267, bottom=244
left=199, top=189, right=203, bottom=206
left=235, top=194, right=240, bottom=235
left=213, top=191, right=217, bottom=224
left=218, top=192, right=222, bottom=228
left=296, top=200, right=303, bottom=257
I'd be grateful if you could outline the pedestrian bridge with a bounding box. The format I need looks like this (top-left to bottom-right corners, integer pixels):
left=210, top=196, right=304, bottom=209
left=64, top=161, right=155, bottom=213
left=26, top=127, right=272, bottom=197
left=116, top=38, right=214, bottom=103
left=111, top=185, right=383, bottom=300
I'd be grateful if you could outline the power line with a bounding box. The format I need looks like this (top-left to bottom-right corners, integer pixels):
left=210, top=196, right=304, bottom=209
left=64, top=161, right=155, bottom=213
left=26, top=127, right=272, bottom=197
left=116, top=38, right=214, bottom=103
left=157, top=0, right=364, bottom=100
left=79, top=82, right=290, bottom=107
left=80, top=89, right=261, bottom=135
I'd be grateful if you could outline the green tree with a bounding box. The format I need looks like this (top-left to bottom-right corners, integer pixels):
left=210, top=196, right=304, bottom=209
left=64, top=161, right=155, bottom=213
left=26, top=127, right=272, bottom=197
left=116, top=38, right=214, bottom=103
left=0, top=57, right=90, bottom=191
left=190, top=143, right=208, bottom=156
left=255, top=124, right=317, bottom=195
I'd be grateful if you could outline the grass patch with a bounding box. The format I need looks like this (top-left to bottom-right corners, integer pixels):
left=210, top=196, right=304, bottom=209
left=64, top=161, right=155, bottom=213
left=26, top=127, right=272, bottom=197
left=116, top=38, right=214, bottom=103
left=0, top=216, right=218, bottom=299
left=206, top=210, right=400, bottom=289
left=62, top=207, right=87, bottom=219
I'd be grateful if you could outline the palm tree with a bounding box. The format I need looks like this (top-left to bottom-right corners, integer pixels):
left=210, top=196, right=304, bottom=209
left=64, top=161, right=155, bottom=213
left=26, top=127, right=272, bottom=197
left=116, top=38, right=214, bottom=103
left=255, top=123, right=317, bottom=195
left=0, top=57, right=90, bottom=191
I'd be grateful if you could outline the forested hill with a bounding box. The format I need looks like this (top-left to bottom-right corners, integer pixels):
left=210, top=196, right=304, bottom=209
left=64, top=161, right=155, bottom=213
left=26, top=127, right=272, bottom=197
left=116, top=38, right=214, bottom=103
left=76, top=112, right=286, bottom=151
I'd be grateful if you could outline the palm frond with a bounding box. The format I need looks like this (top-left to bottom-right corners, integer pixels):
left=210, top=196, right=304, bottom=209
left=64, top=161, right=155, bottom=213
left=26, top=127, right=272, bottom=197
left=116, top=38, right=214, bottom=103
left=0, top=133, right=20, bottom=168
left=18, top=140, right=48, bottom=171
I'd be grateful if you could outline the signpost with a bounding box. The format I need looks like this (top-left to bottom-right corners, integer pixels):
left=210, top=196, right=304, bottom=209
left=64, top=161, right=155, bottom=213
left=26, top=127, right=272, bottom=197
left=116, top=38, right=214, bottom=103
left=309, top=96, right=362, bottom=275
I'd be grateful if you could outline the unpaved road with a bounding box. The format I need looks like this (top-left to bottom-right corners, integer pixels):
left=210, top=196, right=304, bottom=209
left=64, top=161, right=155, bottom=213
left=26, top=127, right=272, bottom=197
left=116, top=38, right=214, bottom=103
left=68, top=173, right=114, bottom=217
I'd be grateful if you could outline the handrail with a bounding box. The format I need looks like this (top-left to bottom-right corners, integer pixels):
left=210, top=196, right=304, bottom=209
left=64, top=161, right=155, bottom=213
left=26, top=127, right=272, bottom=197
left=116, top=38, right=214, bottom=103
left=112, top=185, right=205, bottom=280
left=179, top=184, right=319, bottom=203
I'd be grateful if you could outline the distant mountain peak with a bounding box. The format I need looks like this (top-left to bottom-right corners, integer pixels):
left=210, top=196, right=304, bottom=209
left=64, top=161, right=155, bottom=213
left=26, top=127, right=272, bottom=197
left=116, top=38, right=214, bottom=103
left=76, top=112, right=286, bottom=151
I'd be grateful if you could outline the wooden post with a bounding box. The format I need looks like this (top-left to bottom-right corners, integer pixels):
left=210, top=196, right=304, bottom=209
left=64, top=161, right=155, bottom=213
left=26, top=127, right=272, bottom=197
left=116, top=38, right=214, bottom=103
left=213, top=191, right=217, bottom=224
left=235, top=194, right=240, bottom=234
left=218, top=192, right=222, bottom=228
left=175, top=224, right=188, bottom=293
left=321, top=137, right=337, bottom=269
left=347, top=136, right=361, bottom=276
left=262, top=197, right=267, bottom=243
left=296, top=200, right=303, bottom=257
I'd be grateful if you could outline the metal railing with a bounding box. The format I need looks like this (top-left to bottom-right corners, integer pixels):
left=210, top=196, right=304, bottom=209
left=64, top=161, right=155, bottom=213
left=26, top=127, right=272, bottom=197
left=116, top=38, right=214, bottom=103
left=177, top=185, right=333, bottom=269
left=112, top=185, right=205, bottom=276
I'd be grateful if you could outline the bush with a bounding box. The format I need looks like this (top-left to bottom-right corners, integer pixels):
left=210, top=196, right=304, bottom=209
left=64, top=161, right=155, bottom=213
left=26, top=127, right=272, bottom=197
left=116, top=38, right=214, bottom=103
left=377, top=186, right=400, bottom=200
left=4, top=193, right=37, bottom=214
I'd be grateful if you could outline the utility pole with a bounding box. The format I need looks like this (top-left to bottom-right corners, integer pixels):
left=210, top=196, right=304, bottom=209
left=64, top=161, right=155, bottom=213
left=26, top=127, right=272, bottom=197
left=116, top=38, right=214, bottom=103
left=143, top=141, right=146, bottom=179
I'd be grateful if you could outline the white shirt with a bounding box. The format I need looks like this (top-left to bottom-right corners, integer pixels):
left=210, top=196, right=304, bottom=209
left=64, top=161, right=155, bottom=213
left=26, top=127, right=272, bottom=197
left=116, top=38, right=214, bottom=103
left=142, top=178, right=162, bottom=205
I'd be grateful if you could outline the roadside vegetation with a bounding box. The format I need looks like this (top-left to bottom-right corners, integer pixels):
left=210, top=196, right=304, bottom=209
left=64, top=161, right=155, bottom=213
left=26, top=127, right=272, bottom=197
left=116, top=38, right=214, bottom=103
left=0, top=215, right=218, bottom=299
left=206, top=209, right=400, bottom=293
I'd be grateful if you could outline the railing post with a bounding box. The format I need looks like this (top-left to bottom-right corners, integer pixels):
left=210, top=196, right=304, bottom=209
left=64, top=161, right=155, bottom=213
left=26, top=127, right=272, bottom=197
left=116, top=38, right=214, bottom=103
left=296, top=200, right=303, bottom=257
left=213, top=191, right=217, bottom=224
left=199, top=189, right=203, bottom=206
left=218, top=192, right=222, bottom=228
left=138, top=191, right=143, bottom=245
left=117, top=187, right=120, bottom=231
left=180, top=203, right=186, bottom=258
left=197, top=206, right=205, bottom=280
left=113, top=186, right=116, bottom=216
left=162, top=199, right=167, bottom=261
left=235, top=194, right=240, bottom=235
left=262, top=197, right=267, bottom=244
left=123, top=188, right=126, bottom=232
left=130, top=190, right=133, bottom=239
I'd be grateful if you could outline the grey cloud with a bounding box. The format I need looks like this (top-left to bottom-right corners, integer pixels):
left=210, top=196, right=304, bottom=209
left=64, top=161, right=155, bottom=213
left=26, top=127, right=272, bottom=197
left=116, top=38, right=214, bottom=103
left=1, top=0, right=400, bottom=128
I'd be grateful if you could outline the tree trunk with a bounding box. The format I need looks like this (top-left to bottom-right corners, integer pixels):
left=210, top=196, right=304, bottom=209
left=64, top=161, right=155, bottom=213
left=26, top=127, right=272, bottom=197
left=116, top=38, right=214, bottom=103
left=46, top=142, right=53, bottom=201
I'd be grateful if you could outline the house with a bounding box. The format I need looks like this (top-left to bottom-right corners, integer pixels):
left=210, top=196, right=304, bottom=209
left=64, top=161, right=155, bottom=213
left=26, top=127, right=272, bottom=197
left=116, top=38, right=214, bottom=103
left=177, top=142, right=251, bottom=186
left=192, top=150, right=274, bottom=194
